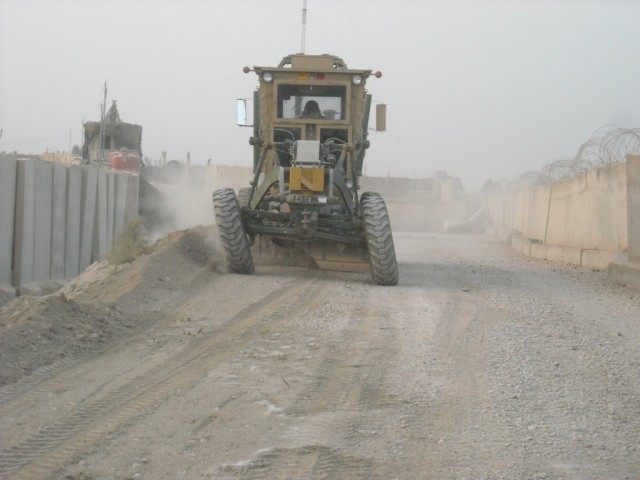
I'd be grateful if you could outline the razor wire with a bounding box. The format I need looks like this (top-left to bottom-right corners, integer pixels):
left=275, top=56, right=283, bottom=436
left=516, top=125, right=640, bottom=185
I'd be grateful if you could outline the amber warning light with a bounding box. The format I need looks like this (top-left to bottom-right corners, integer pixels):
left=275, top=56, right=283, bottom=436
left=243, top=66, right=251, bottom=74
left=374, top=71, right=382, bottom=78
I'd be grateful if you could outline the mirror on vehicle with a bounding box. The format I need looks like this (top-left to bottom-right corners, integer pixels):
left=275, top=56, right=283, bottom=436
left=376, top=103, right=386, bottom=132
left=237, top=99, right=248, bottom=126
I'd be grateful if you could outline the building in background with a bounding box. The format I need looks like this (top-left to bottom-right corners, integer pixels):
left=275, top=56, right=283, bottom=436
left=82, top=101, right=142, bottom=171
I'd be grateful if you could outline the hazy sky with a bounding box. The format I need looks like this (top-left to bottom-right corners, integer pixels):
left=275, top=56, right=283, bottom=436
left=2, top=0, right=640, bottom=190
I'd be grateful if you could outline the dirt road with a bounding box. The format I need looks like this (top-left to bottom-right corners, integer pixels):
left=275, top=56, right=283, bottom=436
left=1, top=230, right=639, bottom=479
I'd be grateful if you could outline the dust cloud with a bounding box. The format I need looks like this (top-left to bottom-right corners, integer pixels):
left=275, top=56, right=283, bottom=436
left=141, top=165, right=251, bottom=242
left=141, top=165, right=485, bottom=245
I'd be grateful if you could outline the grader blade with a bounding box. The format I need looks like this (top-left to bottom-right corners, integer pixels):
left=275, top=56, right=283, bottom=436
left=304, top=242, right=370, bottom=273
left=254, top=237, right=369, bottom=273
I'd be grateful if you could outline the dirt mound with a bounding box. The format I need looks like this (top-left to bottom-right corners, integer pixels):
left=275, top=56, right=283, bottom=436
left=0, top=226, right=222, bottom=386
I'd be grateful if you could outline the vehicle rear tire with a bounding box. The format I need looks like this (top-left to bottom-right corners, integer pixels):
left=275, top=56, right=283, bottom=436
left=212, top=187, right=255, bottom=274
left=361, top=192, right=399, bottom=286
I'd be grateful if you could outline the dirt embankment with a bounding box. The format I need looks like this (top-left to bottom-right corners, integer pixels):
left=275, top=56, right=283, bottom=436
left=0, top=227, right=221, bottom=386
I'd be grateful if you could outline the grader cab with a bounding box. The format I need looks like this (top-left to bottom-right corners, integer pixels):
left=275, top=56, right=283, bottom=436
left=212, top=53, right=398, bottom=285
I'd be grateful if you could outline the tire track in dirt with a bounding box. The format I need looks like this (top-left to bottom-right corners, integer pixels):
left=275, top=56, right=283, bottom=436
left=0, top=272, right=329, bottom=479
left=418, top=293, right=514, bottom=477
left=0, top=269, right=224, bottom=409
left=236, top=267, right=507, bottom=479
left=287, top=300, right=398, bottom=416
left=222, top=445, right=373, bottom=480
left=232, top=286, right=400, bottom=479
left=0, top=355, right=81, bottom=404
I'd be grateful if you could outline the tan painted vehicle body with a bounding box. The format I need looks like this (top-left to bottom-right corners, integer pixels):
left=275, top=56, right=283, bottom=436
left=212, top=53, right=399, bottom=285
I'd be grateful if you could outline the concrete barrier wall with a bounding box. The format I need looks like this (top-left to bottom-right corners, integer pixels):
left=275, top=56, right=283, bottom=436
left=51, top=163, right=67, bottom=280
left=14, top=160, right=36, bottom=287
left=627, top=155, right=640, bottom=263
left=486, top=160, right=634, bottom=269
left=0, top=158, right=139, bottom=295
left=65, top=166, right=82, bottom=278
left=0, top=158, right=17, bottom=292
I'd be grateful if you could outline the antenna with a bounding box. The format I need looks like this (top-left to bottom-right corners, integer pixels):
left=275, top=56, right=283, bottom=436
left=301, top=0, right=307, bottom=54
left=100, top=81, right=107, bottom=163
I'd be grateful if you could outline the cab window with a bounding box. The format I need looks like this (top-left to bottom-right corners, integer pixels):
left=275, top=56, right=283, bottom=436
left=277, top=84, right=346, bottom=120
left=320, top=128, right=348, bottom=143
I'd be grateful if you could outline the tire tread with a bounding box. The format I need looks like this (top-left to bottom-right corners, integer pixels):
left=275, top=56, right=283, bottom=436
left=361, top=191, right=399, bottom=286
left=212, top=187, right=255, bottom=274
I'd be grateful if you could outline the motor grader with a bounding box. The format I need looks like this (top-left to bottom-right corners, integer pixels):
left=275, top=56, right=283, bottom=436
left=212, top=53, right=398, bottom=285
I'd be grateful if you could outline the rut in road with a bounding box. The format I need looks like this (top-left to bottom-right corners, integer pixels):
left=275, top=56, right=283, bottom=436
left=0, top=273, right=329, bottom=479
left=0, top=248, right=220, bottom=405
left=0, top=269, right=230, bottom=438
left=216, top=286, right=405, bottom=479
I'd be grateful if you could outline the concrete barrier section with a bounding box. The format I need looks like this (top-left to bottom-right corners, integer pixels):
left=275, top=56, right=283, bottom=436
left=1, top=158, right=141, bottom=294
left=114, top=172, right=128, bottom=239
left=581, top=249, right=624, bottom=270
left=65, top=166, right=82, bottom=278
left=609, top=260, right=640, bottom=290
left=0, top=157, right=17, bottom=290
left=523, top=185, right=550, bottom=243
left=51, top=163, right=68, bottom=280
left=94, top=170, right=109, bottom=261
left=627, top=155, right=640, bottom=262
left=127, top=174, right=139, bottom=221
left=33, top=160, right=53, bottom=281
left=13, top=160, right=36, bottom=288
left=609, top=155, right=640, bottom=290
left=79, top=166, right=98, bottom=271
left=488, top=161, right=631, bottom=271
left=106, top=171, right=115, bottom=249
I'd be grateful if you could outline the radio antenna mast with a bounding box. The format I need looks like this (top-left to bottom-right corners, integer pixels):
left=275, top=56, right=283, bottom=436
left=301, top=0, right=307, bottom=54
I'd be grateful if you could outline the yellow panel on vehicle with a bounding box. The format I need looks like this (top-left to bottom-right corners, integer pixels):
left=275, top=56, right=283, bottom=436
left=290, top=167, right=324, bottom=192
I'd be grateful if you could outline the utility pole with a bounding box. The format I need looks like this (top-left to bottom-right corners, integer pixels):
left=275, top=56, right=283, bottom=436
left=301, top=0, right=307, bottom=54
left=100, top=81, right=107, bottom=163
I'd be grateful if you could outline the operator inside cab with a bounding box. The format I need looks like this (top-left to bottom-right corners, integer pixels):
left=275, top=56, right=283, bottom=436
left=301, top=100, right=325, bottom=119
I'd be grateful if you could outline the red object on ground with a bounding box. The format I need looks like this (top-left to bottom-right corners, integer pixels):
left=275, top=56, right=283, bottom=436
left=110, top=148, right=140, bottom=171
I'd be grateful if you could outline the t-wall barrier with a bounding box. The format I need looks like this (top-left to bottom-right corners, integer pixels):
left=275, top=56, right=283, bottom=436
left=0, top=158, right=139, bottom=296
left=485, top=155, right=640, bottom=276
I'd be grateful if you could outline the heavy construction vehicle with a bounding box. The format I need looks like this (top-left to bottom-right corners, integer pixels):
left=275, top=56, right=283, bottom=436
left=212, top=53, right=398, bottom=285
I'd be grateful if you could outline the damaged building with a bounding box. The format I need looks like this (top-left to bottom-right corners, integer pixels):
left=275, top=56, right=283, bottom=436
left=82, top=101, right=142, bottom=166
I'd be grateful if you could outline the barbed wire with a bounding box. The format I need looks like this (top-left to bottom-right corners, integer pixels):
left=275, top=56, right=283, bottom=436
left=515, top=125, right=640, bottom=185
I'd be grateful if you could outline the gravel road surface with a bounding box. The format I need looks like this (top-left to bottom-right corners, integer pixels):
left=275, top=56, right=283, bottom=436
left=0, top=229, right=638, bottom=479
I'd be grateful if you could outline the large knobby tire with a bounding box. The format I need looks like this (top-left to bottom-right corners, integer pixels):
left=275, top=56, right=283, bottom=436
left=212, top=187, right=255, bottom=274
left=361, top=192, right=399, bottom=286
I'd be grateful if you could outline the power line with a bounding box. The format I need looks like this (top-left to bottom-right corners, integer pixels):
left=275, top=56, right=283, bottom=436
left=0, top=130, right=78, bottom=146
